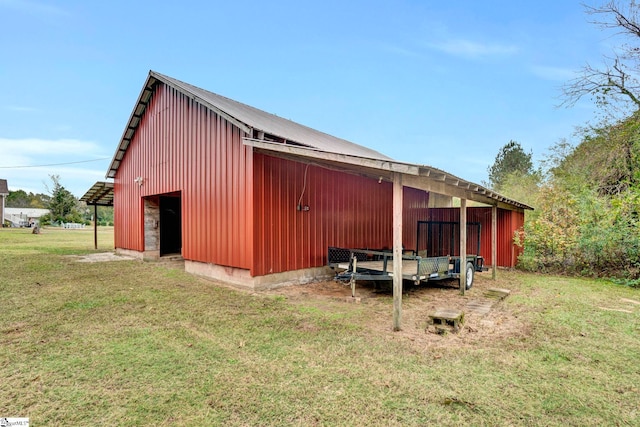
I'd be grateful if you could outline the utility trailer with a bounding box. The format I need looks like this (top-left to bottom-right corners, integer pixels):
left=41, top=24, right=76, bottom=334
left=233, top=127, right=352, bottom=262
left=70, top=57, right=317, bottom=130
left=328, top=221, right=486, bottom=291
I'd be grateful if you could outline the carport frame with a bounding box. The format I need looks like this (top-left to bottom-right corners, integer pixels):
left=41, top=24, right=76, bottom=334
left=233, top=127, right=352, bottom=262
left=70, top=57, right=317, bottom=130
left=243, top=138, right=533, bottom=330
left=80, top=181, right=114, bottom=250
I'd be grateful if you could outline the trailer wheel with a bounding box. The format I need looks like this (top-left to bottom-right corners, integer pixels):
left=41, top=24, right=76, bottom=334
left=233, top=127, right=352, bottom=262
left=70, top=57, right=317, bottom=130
left=465, top=262, right=475, bottom=290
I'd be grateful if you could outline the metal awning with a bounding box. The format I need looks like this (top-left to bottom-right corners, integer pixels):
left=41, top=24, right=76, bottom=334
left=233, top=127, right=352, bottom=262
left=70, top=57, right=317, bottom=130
left=243, top=138, right=533, bottom=212
left=80, top=181, right=114, bottom=250
left=80, top=181, right=114, bottom=206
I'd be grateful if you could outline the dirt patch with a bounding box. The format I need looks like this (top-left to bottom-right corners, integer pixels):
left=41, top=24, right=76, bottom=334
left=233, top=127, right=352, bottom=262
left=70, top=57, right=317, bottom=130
left=67, top=252, right=137, bottom=263
left=263, top=273, right=529, bottom=350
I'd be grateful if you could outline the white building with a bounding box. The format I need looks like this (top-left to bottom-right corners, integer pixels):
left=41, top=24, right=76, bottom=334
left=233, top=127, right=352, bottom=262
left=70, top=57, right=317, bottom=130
left=4, top=207, right=50, bottom=227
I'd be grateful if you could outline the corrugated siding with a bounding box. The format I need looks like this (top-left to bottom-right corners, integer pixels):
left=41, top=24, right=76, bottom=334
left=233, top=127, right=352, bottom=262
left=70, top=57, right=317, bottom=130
left=252, top=154, right=430, bottom=276
left=427, top=207, right=524, bottom=267
left=402, top=186, right=431, bottom=251
left=114, top=83, right=253, bottom=269
left=498, top=209, right=525, bottom=268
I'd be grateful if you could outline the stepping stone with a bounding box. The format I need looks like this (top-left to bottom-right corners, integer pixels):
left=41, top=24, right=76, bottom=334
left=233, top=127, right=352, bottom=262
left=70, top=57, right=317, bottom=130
left=484, top=288, right=511, bottom=300
left=466, top=300, right=492, bottom=315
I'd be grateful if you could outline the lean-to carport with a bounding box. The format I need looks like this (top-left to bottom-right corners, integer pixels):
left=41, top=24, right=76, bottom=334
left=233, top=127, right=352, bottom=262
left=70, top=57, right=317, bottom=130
left=243, top=138, right=533, bottom=331
left=80, top=181, right=114, bottom=250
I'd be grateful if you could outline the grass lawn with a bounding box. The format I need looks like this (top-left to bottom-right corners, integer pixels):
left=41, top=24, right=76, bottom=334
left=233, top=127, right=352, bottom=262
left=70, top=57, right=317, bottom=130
left=1, top=227, right=639, bottom=426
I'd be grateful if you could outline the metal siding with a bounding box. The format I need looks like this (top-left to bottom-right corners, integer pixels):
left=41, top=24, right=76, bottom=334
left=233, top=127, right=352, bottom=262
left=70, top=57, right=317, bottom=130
left=252, top=155, right=430, bottom=276
left=113, top=84, right=253, bottom=269
left=426, top=207, right=524, bottom=267
left=402, top=186, right=431, bottom=252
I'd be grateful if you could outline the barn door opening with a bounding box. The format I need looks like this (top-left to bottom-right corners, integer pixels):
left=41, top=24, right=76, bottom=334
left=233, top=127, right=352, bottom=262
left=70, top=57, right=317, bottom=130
left=159, top=193, right=182, bottom=256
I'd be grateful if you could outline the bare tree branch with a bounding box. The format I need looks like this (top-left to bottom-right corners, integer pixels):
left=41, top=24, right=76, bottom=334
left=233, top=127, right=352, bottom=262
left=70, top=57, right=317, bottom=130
left=562, top=2, right=640, bottom=112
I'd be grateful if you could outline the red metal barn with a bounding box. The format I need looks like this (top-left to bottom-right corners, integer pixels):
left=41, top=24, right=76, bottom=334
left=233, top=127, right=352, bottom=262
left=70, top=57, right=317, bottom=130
left=106, top=71, right=530, bottom=289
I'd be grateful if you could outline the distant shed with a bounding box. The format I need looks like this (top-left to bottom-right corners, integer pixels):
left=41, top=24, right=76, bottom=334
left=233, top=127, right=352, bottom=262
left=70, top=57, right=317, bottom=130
left=103, top=70, right=532, bottom=289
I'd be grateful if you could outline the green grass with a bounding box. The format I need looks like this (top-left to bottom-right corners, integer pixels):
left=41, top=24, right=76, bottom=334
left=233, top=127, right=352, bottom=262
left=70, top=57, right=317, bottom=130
left=1, top=227, right=639, bottom=426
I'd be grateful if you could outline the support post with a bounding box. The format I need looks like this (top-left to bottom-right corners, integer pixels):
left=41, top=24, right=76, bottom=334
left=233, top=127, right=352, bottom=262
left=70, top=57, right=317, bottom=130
left=93, top=204, right=98, bottom=250
left=492, top=205, right=497, bottom=280
left=392, top=172, right=403, bottom=331
left=459, top=198, right=467, bottom=295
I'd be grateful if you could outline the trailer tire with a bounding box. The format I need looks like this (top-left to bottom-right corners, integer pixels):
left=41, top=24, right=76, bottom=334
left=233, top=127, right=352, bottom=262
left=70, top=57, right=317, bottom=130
left=465, top=262, right=474, bottom=290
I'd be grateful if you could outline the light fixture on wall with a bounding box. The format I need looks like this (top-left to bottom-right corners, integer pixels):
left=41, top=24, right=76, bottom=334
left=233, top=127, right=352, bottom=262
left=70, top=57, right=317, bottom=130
left=134, top=176, right=144, bottom=187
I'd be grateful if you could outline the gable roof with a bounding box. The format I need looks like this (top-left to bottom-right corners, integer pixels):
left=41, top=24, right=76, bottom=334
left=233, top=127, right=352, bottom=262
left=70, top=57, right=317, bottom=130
left=0, top=179, right=8, bottom=195
left=106, top=71, right=532, bottom=211
left=107, top=70, right=391, bottom=178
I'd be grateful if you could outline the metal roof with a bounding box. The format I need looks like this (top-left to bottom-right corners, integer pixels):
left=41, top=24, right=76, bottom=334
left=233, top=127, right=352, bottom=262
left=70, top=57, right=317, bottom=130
left=243, top=138, right=534, bottom=211
left=80, top=181, right=114, bottom=206
left=106, top=71, right=532, bottom=211
left=4, top=207, right=49, bottom=217
left=107, top=70, right=391, bottom=178
left=0, top=179, right=8, bottom=195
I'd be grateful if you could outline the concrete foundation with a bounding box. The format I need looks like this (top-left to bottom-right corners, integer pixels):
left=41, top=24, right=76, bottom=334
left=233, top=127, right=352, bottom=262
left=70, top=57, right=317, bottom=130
left=185, top=260, right=334, bottom=290
left=114, top=248, right=333, bottom=290
left=115, top=248, right=144, bottom=260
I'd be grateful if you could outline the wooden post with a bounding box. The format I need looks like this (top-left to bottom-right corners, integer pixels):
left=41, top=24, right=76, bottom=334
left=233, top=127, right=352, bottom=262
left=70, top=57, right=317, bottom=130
left=459, top=198, right=467, bottom=295
left=492, top=205, right=497, bottom=280
left=94, top=204, right=98, bottom=250
left=392, top=172, right=403, bottom=331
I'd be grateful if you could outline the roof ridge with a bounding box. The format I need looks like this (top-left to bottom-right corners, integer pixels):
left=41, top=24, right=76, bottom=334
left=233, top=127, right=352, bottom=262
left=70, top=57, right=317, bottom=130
left=148, top=70, right=393, bottom=160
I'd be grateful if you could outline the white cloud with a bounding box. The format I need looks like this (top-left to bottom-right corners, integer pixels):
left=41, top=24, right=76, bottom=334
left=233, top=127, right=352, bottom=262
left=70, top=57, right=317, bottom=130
left=4, top=105, right=38, bottom=112
left=531, top=65, right=577, bottom=81
left=428, top=39, right=519, bottom=59
left=2, top=164, right=108, bottom=198
left=0, top=137, right=110, bottom=196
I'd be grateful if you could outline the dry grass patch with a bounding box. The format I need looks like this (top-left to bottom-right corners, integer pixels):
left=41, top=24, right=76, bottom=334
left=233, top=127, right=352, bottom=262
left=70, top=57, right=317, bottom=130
left=1, top=227, right=639, bottom=426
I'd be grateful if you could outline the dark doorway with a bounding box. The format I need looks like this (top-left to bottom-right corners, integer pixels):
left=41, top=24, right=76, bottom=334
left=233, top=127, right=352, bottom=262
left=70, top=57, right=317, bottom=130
left=160, top=194, right=182, bottom=256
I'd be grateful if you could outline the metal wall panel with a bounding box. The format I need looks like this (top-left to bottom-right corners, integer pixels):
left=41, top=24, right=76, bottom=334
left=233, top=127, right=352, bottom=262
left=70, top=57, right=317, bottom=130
left=114, top=84, right=253, bottom=269
left=113, top=82, right=522, bottom=276
left=252, top=155, right=430, bottom=276
left=427, top=207, right=524, bottom=267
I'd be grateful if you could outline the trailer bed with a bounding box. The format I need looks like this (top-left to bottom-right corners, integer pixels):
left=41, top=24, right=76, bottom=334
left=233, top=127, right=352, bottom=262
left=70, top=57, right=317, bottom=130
left=334, top=259, right=423, bottom=280
left=328, top=246, right=484, bottom=289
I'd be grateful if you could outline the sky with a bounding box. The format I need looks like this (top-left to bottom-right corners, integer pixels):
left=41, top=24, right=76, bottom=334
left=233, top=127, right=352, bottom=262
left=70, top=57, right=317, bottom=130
left=0, top=0, right=614, bottom=197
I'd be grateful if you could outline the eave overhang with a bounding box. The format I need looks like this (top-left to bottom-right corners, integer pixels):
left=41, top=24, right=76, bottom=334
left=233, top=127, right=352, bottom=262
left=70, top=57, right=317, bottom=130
left=243, top=138, right=533, bottom=212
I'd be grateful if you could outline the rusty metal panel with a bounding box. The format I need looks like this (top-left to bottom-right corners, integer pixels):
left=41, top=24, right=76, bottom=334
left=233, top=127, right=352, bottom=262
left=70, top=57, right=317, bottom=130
left=114, top=83, right=253, bottom=269
left=251, top=154, right=430, bottom=276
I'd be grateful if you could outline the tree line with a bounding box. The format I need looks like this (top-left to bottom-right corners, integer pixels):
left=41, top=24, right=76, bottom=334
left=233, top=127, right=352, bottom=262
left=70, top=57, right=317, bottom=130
left=4, top=175, right=113, bottom=226
left=487, top=1, right=640, bottom=286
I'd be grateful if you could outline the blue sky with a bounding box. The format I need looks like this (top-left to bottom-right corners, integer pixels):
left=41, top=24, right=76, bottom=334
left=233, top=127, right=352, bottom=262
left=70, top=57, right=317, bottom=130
left=0, top=0, right=610, bottom=197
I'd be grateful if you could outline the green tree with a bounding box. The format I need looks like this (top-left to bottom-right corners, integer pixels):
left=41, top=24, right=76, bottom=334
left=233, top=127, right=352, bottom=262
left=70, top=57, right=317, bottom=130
left=519, top=1, right=640, bottom=281
left=6, top=189, right=49, bottom=208
left=497, top=170, right=541, bottom=208
left=6, top=189, right=29, bottom=208
left=97, top=206, right=114, bottom=226
left=486, top=140, right=534, bottom=192
left=44, top=175, right=83, bottom=224
left=518, top=117, right=640, bottom=278
left=558, top=114, right=640, bottom=195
